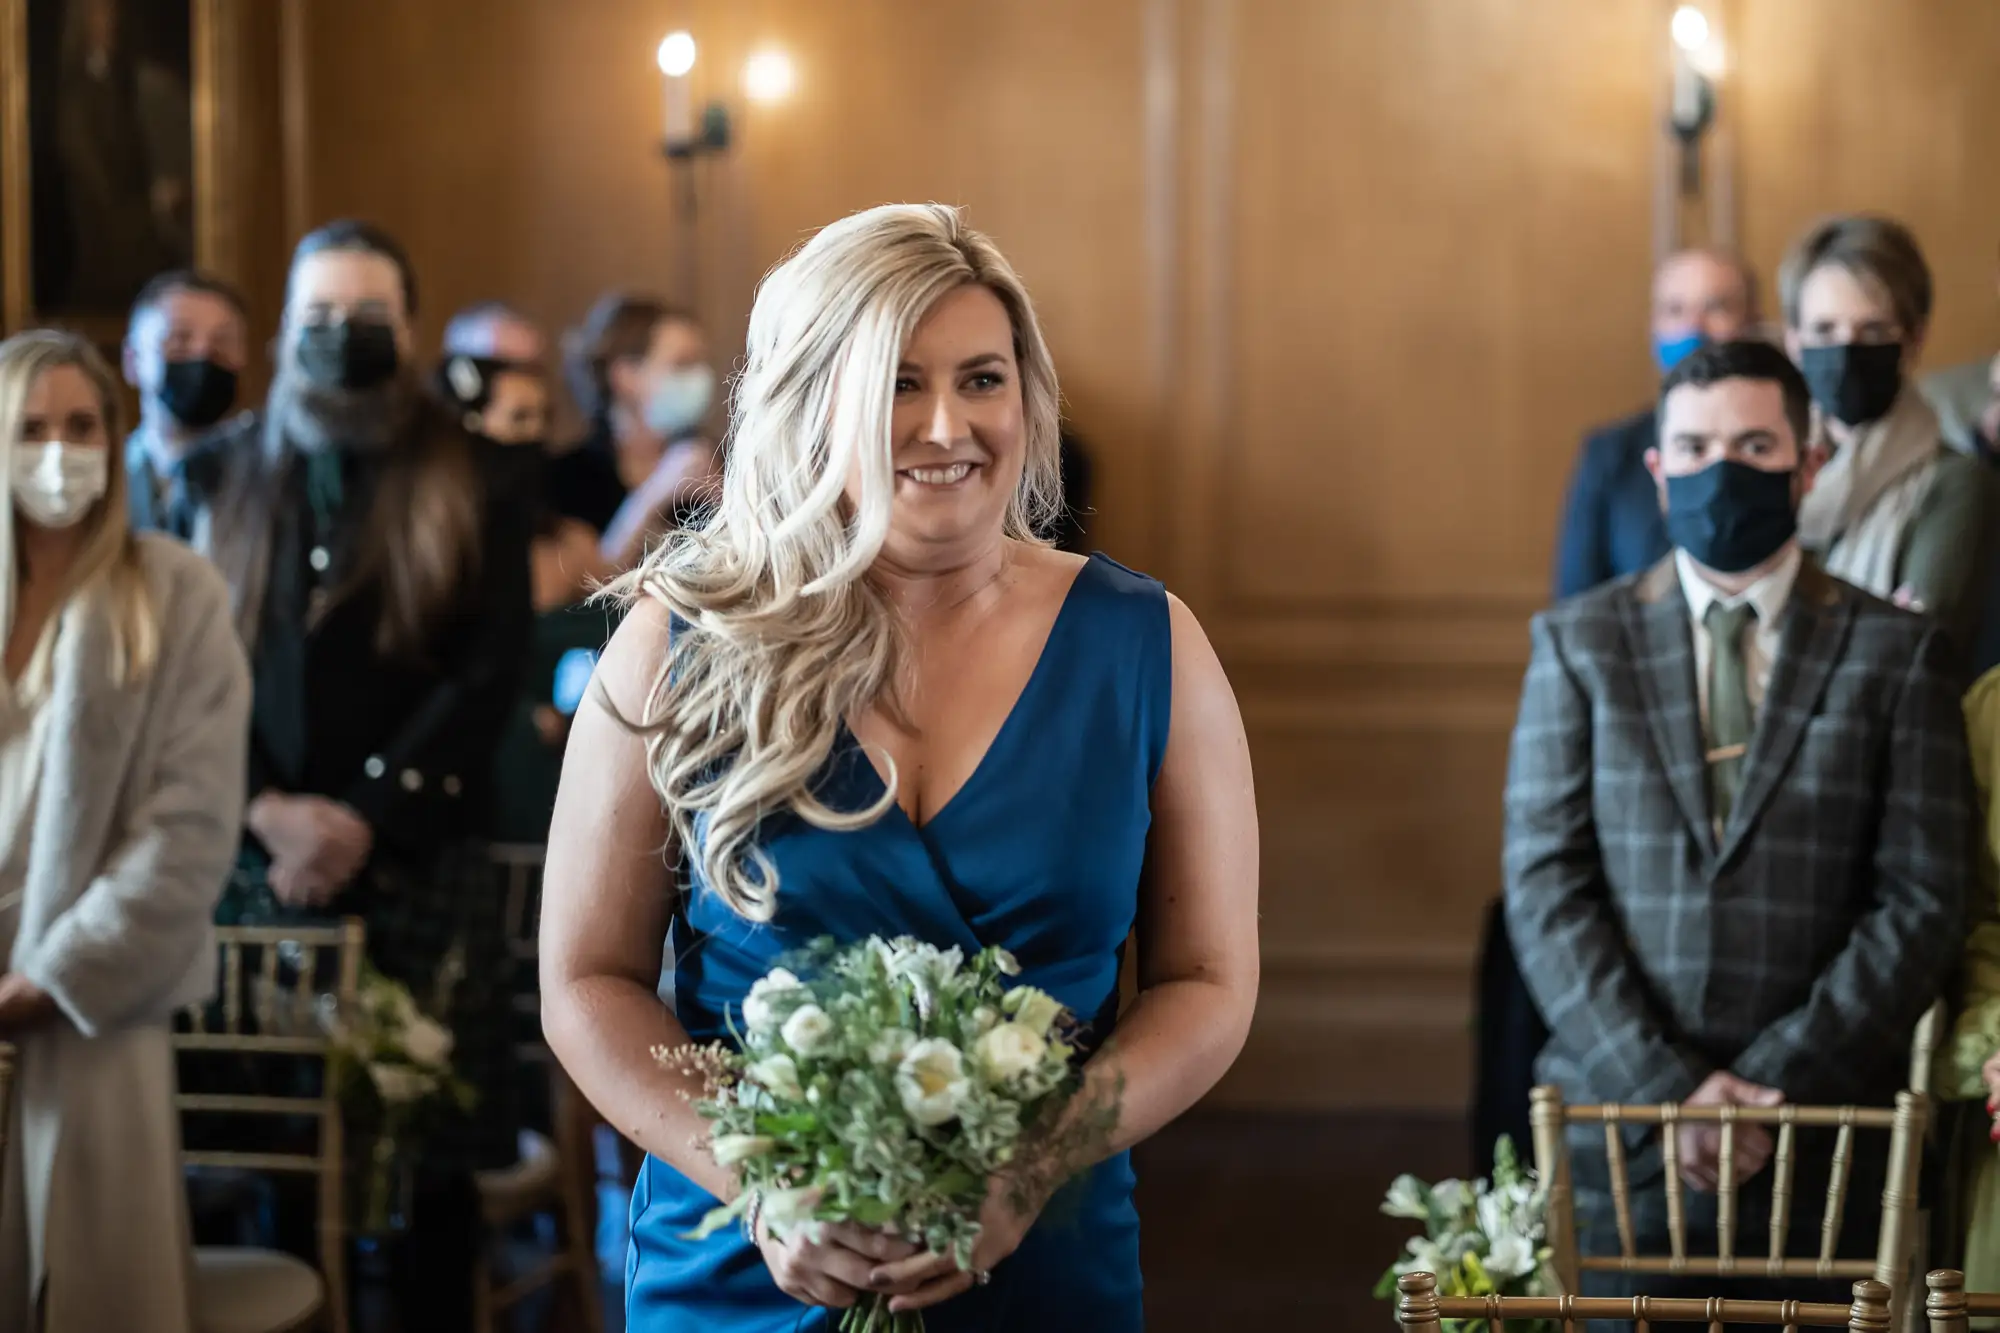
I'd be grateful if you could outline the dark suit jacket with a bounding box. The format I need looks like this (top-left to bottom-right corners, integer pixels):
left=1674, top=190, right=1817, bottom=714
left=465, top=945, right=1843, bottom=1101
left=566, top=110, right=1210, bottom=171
left=1504, top=555, right=1973, bottom=1258
left=1553, top=408, right=1671, bottom=599
left=1506, top=554, right=1971, bottom=1107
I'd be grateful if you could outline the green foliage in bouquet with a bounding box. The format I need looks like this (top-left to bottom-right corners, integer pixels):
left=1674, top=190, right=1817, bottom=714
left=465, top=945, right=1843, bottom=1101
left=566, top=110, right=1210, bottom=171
left=1373, top=1136, right=1556, bottom=1333
left=660, top=936, right=1122, bottom=1332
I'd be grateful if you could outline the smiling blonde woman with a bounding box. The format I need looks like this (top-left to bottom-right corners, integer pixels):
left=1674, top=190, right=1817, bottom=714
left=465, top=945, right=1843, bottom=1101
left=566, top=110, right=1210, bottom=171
left=540, top=203, right=1261, bottom=1330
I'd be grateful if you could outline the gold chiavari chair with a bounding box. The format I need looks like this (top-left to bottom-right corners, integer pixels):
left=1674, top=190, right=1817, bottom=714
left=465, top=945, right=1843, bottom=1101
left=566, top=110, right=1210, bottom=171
left=470, top=843, right=603, bottom=1333
left=1923, top=1270, right=2000, bottom=1333
left=178, top=919, right=365, bottom=1333
left=1531, top=1087, right=1929, bottom=1331
left=1396, top=1270, right=1894, bottom=1333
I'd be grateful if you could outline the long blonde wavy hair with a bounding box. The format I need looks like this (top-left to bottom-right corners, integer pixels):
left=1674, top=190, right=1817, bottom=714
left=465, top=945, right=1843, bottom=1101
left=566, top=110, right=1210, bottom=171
left=615, top=203, right=1064, bottom=921
left=0, top=330, right=158, bottom=687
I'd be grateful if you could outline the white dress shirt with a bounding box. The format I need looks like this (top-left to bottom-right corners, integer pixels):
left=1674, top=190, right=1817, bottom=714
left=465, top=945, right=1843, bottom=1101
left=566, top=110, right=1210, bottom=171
left=1674, top=542, right=1801, bottom=736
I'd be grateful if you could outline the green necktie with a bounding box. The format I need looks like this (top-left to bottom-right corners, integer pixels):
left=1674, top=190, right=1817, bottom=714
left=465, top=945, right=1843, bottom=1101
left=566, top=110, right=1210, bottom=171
left=1704, top=600, right=1757, bottom=830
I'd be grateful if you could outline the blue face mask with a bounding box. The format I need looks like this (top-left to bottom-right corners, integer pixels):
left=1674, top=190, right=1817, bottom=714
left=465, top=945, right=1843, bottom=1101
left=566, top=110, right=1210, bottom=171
left=643, top=364, right=715, bottom=439
left=1653, top=331, right=1704, bottom=376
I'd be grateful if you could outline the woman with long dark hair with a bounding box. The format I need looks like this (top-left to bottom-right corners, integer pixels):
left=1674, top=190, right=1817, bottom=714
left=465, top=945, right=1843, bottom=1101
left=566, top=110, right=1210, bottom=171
left=170, top=219, right=531, bottom=1332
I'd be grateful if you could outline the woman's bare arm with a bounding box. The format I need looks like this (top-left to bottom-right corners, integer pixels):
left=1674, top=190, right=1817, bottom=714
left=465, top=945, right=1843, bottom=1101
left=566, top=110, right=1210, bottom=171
left=539, top=597, right=732, bottom=1199
left=1077, top=592, right=1260, bottom=1157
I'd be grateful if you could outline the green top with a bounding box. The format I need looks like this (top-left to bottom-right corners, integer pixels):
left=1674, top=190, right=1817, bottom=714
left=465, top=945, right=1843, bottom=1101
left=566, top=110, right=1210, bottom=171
left=1937, top=666, right=2000, bottom=1100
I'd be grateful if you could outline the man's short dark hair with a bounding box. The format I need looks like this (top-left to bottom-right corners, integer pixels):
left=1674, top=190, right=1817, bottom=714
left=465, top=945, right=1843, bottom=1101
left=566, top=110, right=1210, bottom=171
left=1658, top=339, right=1813, bottom=452
left=127, top=269, right=248, bottom=337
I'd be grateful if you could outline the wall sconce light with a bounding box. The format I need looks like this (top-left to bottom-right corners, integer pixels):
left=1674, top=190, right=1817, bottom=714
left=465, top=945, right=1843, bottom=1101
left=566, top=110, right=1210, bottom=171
left=742, top=49, right=796, bottom=105
left=1668, top=5, right=1719, bottom=195
left=658, top=30, right=731, bottom=161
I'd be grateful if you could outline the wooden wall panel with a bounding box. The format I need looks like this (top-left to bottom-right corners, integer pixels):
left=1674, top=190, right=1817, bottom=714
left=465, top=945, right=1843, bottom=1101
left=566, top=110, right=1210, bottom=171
left=276, top=0, right=2000, bottom=1111
left=1731, top=0, right=2000, bottom=368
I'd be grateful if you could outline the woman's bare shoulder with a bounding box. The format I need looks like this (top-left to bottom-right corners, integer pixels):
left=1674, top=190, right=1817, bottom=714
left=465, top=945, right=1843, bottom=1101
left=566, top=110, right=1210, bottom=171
left=594, top=594, right=675, bottom=716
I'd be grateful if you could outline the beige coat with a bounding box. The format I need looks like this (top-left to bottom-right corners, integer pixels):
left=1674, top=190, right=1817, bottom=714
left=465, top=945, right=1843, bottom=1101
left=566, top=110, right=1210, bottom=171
left=0, top=535, right=250, bottom=1333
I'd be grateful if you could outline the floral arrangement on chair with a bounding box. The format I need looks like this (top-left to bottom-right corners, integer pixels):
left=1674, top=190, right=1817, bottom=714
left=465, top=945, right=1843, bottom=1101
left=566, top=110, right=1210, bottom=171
left=320, top=965, right=475, bottom=1234
left=1374, top=1136, right=1556, bottom=1330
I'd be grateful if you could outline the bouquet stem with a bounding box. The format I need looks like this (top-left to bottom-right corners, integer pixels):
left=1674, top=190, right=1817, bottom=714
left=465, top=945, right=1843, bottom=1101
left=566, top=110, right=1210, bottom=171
left=839, top=1295, right=925, bottom=1333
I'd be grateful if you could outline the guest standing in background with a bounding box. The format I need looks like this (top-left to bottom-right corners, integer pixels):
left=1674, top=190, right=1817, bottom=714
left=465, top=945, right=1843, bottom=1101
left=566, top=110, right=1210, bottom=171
left=551, top=293, right=722, bottom=567
left=0, top=330, right=250, bottom=1333
left=122, top=270, right=249, bottom=532
left=1921, top=237, right=2000, bottom=456
left=431, top=313, right=617, bottom=842
left=1550, top=249, right=1759, bottom=599
left=1506, top=340, right=1971, bottom=1308
left=1479, top=249, right=1760, bottom=1175
left=1783, top=214, right=1992, bottom=650
left=168, top=222, right=532, bottom=1333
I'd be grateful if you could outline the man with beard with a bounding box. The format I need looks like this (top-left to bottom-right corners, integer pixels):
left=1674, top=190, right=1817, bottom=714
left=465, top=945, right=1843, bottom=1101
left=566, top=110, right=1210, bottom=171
left=122, top=269, right=249, bottom=531
left=166, top=221, right=531, bottom=1333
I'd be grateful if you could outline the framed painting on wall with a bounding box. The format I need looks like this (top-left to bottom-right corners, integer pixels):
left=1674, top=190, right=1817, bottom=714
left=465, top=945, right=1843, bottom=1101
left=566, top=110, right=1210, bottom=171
left=0, top=0, right=235, bottom=343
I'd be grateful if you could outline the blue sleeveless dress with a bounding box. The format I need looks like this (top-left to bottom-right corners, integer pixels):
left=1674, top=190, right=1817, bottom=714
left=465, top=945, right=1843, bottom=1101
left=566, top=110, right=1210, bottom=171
left=626, top=552, right=1170, bottom=1332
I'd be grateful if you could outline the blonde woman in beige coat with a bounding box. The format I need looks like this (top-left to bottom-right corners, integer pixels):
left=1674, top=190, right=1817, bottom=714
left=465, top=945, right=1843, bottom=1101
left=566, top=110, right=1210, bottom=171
left=0, top=330, right=251, bottom=1333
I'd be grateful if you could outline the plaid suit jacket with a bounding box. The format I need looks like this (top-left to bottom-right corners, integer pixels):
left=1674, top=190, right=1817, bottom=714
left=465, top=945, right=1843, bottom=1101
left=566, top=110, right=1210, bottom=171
left=1504, top=554, right=1974, bottom=1114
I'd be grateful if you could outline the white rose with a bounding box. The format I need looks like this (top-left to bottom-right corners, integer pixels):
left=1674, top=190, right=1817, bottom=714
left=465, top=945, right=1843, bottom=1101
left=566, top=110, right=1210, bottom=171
left=1430, top=1178, right=1473, bottom=1220
left=895, top=1039, right=969, bottom=1127
left=974, top=1021, right=1047, bottom=1085
left=401, top=1015, right=454, bottom=1070
left=868, top=1028, right=915, bottom=1066
left=780, top=1004, right=835, bottom=1056
left=711, top=1134, right=775, bottom=1166
left=741, top=968, right=806, bottom=1034
left=969, top=1006, right=999, bottom=1036
left=1001, top=986, right=1064, bottom=1038
left=1381, top=1174, right=1429, bottom=1221
left=1395, top=1236, right=1446, bottom=1277
left=1484, top=1232, right=1536, bottom=1282
left=368, top=1062, right=437, bottom=1105
left=746, top=1053, right=803, bottom=1100
left=760, top=1185, right=820, bottom=1241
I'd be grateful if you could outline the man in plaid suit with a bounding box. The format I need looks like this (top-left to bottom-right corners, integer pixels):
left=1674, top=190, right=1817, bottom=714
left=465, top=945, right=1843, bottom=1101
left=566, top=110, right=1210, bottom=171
left=1504, top=340, right=1973, bottom=1299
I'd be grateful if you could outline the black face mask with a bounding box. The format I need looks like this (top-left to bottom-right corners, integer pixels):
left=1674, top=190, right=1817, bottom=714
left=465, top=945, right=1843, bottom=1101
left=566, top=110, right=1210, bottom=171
left=157, top=357, right=238, bottom=430
left=296, top=319, right=401, bottom=391
left=1665, top=459, right=1798, bottom=574
left=476, top=434, right=547, bottom=496
left=1798, top=341, right=1903, bottom=427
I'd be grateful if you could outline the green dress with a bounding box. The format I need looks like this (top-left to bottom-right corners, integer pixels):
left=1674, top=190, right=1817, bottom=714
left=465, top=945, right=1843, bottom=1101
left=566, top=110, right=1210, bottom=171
left=1937, top=667, right=2000, bottom=1300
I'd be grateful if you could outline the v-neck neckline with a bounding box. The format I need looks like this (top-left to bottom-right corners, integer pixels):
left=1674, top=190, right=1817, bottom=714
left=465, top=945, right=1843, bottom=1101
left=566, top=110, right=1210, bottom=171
left=848, top=553, right=1096, bottom=833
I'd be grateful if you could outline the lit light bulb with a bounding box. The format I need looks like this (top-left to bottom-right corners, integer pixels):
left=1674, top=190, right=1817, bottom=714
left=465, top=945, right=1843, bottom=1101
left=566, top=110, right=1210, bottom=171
left=1671, top=5, right=1709, bottom=54
left=743, top=48, right=795, bottom=103
left=657, top=31, right=697, bottom=78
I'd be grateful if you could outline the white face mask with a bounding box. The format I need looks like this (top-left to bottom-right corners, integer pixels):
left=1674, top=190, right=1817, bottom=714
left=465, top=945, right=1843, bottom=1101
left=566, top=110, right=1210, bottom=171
left=15, top=442, right=108, bottom=530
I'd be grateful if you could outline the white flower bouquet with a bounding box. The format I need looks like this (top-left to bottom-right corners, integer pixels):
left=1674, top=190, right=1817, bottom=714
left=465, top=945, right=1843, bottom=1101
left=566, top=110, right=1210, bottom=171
left=1374, top=1136, right=1556, bottom=1332
left=660, top=936, right=1118, bottom=1333
left=320, top=965, right=474, bottom=1233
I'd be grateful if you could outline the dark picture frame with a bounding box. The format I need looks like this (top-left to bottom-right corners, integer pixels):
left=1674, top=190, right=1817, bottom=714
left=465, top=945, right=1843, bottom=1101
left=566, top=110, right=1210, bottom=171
left=0, top=0, right=234, bottom=343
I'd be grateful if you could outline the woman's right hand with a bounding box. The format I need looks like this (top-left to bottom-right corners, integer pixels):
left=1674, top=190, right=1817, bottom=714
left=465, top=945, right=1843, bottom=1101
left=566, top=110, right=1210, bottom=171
left=755, top=1218, right=920, bottom=1311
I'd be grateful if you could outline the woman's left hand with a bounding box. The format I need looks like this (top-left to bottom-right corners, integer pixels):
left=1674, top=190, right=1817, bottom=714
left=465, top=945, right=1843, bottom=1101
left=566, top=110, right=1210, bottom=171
left=0, top=972, right=58, bottom=1033
left=866, top=1175, right=1044, bottom=1313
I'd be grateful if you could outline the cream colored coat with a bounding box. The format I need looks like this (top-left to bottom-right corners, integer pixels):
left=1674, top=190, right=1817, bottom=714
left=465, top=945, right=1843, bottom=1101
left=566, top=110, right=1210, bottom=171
left=0, top=535, right=250, bottom=1333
